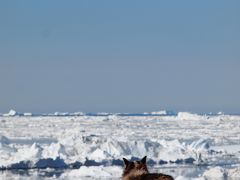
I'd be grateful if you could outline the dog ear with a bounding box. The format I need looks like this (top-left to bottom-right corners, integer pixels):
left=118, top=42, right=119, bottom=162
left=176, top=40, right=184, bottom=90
left=123, top=158, right=129, bottom=166
left=141, top=156, right=147, bottom=164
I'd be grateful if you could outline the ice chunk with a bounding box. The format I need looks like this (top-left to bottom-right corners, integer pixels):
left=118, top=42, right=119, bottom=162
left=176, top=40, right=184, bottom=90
left=228, top=168, right=240, bottom=178
left=151, top=110, right=168, bottom=115
left=203, top=167, right=227, bottom=179
left=0, top=135, right=10, bottom=145
left=23, top=112, right=32, bottom=116
left=3, top=109, right=18, bottom=116
left=177, top=112, right=206, bottom=120
left=61, top=166, right=122, bottom=178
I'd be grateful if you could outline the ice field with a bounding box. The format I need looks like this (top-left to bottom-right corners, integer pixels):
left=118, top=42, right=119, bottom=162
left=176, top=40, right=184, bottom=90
left=0, top=110, right=240, bottom=179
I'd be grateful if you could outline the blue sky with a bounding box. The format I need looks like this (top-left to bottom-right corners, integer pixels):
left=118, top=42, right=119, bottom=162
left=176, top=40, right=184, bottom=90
left=0, top=1, right=239, bottom=113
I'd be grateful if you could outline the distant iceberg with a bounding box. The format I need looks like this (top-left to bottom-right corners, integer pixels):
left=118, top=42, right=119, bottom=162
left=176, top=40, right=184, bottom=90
left=23, top=112, right=32, bottom=116
left=145, top=110, right=176, bottom=116
left=3, top=109, right=18, bottom=117
left=70, top=112, right=85, bottom=116
left=54, top=112, right=70, bottom=116
left=151, top=110, right=168, bottom=115
left=177, top=112, right=207, bottom=120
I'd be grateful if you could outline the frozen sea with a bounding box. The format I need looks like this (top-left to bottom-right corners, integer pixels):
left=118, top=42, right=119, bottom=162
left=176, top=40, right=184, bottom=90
left=0, top=111, right=240, bottom=179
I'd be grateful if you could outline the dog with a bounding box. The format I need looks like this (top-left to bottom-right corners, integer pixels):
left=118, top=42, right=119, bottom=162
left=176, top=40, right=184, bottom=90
left=122, top=156, right=174, bottom=180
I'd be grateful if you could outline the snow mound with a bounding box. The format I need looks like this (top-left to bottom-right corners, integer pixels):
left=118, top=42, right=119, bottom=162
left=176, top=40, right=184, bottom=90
left=203, top=167, right=227, bottom=179
left=228, top=168, right=240, bottom=178
left=202, top=167, right=240, bottom=179
left=61, top=166, right=122, bottom=178
left=42, top=143, right=66, bottom=159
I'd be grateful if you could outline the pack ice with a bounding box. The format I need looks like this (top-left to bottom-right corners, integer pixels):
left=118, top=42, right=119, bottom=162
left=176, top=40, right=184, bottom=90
left=0, top=111, right=240, bottom=179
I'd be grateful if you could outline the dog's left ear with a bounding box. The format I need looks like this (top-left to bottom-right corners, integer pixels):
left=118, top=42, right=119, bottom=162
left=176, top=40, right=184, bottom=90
left=123, top=158, right=129, bottom=166
left=141, top=156, right=147, bottom=164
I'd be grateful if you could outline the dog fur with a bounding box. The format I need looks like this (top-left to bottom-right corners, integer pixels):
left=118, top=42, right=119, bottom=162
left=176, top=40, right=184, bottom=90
left=122, top=156, right=174, bottom=180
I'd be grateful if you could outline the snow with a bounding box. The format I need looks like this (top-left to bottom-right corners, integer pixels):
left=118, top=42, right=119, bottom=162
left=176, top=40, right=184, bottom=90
left=203, top=166, right=227, bottom=178
left=228, top=167, right=240, bottom=177
left=0, top=112, right=239, bottom=179
left=61, top=166, right=122, bottom=178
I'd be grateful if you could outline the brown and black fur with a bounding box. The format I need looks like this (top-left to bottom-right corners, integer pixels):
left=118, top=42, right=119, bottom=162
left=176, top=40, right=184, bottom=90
left=122, top=156, right=174, bottom=180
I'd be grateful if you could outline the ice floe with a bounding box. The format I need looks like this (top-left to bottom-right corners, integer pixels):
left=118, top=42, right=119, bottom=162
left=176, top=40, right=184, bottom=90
left=0, top=112, right=239, bottom=179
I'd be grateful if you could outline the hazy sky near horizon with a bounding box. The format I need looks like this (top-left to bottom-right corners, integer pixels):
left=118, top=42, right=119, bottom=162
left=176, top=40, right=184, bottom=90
left=0, top=1, right=240, bottom=113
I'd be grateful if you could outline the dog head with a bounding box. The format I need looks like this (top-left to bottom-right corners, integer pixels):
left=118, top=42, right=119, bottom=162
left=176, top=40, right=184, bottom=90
left=122, top=156, right=149, bottom=177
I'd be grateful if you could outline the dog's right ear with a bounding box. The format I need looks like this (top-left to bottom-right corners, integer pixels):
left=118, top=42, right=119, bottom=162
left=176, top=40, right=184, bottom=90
left=141, top=156, right=147, bottom=164
left=123, top=158, right=129, bottom=166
